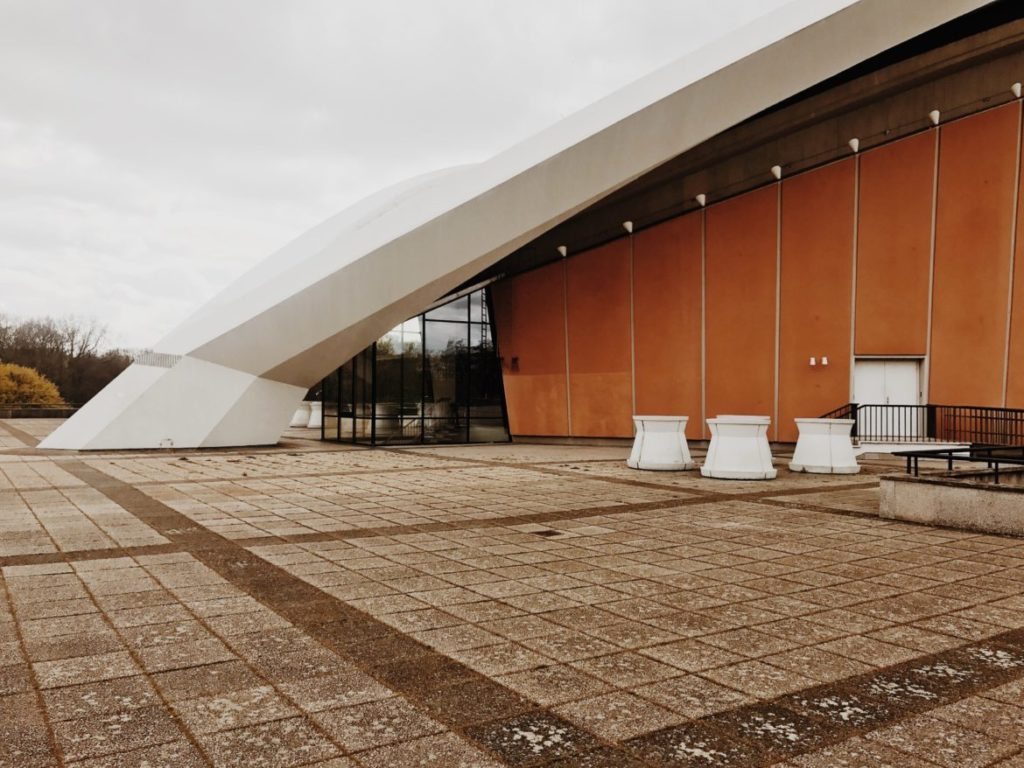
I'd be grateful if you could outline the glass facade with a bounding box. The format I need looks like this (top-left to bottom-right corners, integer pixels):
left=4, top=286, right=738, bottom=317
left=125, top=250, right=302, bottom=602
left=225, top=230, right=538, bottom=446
left=321, top=288, right=510, bottom=445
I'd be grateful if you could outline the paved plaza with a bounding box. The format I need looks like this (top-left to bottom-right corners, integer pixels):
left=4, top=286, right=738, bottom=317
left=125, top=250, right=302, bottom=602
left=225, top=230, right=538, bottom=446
left=1, top=418, right=1023, bottom=767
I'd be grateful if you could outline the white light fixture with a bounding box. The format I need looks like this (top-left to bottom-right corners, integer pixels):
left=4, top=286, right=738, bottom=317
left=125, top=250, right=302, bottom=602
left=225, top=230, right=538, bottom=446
left=771, top=165, right=783, bottom=180
left=557, top=245, right=568, bottom=258
left=1013, top=82, right=1022, bottom=99
left=929, top=109, right=941, bottom=126
left=695, top=193, right=707, bottom=207
left=809, top=357, right=817, bottom=366
left=848, top=138, right=860, bottom=153
left=622, top=221, right=634, bottom=234
left=821, top=356, right=829, bottom=366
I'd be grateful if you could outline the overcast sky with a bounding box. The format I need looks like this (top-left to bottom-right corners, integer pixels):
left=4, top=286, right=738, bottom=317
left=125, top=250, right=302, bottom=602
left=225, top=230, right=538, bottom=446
left=1, top=0, right=793, bottom=350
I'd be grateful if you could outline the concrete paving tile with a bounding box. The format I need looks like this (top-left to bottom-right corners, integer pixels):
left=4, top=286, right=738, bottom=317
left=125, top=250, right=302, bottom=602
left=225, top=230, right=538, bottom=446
left=625, top=717, right=760, bottom=767
left=702, top=660, right=818, bottom=700
left=867, top=624, right=963, bottom=653
left=780, top=688, right=894, bottom=730
left=136, top=637, right=234, bottom=673
left=497, top=663, right=612, bottom=706
left=715, top=704, right=830, bottom=764
left=20, top=614, right=110, bottom=640
left=640, top=638, right=746, bottom=672
left=152, top=659, right=264, bottom=702
left=62, top=739, right=207, bottom=768
left=0, top=692, right=55, bottom=766
left=865, top=713, right=1019, bottom=768
left=105, top=604, right=191, bottom=628
left=580, top=620, right=681, bottom=649
left=541, top=605, right=623, bottom=630
left=120, top=619, right=212, bottom=649
left=762, top=646, right=873, bottom=683
left=410, top=623, right=503, bottom=652
left=571, top=650, right=681, bottom=687
left=17, top=598, right=97, bottom=621
left=199, top=716, right=340, bottom=767
left=0, top=662, right=34, bottom=695
left=466, top=711, right=600, bottom=767
left=817, top=635, right=918, bottom=666
left=449, top=641, right=549, bottom=676
left=520, top=628, right=618, bottom=662
left=51, top=704, right=182, bottom=761
left=985, top=677, right=1024, bottom=705
left=34, top=651, right=140, bottom=689
left=313, top=697, right=443, bottom=752
left=636, top=673, right=753, bottom=718
left=277, top=671, right=393, bottom=713
left=782, top=735, right=937, bottom=767
left=357, top=732, right=503, bottom=768
left=172, top=685, right=299, bottom=733
left=930, top=695, right=1024, bottom=744
left=375, top=607, right=462, bottom=633
left=555, top=690, right=682, bottom=741
left=43, top=676, right=161, bottom=722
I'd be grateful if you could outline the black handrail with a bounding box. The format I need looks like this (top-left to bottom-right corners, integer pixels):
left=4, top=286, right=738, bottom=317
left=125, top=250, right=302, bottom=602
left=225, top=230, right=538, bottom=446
left=893, top=445, right=1024, bottom=484
left=820, top=403, right=1024, bottom=446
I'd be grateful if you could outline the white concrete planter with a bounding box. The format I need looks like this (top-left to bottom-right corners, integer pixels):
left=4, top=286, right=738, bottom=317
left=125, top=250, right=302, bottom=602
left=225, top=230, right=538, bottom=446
left=627, top=416, right=695, bottom=471
left=290, top=401, right=312, bottom=427
left=306, top=401, right=323, bottom=430
left=790, top=418, right=860, bottom=474
left=701, top=415, right=777, bottom=480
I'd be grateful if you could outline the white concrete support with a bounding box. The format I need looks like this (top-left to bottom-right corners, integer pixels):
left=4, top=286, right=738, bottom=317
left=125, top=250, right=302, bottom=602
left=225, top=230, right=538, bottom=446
left=39, top=0, right=988, bottom=450
left=306, top=401, right=323, bottom=430
left=789, top=418, right=860, bottom=474
left=627, top=416, right=696, bottom=471
left=290, top=402, right=312, bottom=427
left=701, top=415, right=777, bottom=480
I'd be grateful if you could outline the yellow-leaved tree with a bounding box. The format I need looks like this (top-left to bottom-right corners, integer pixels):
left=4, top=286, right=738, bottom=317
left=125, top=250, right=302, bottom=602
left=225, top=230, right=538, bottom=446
left=0, top=363, right=65, bottom=405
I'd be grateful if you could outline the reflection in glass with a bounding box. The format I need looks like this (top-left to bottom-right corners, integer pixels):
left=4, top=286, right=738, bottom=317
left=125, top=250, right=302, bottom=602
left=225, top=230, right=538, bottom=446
left=320, top=289, right=509, bottom=446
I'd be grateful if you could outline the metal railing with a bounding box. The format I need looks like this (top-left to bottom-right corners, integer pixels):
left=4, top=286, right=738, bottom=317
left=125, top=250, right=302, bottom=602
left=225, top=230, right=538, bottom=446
left=819, top=403, right=1024, bottom=446
left=894, top=445, right=1024, bottom=484
left=0, top=403, right=81, bottom=419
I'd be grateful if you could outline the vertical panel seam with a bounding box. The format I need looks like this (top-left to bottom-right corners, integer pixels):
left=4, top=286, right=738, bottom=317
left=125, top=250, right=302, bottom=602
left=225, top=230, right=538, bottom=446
left=774, top=182, right=782, bottom=441
left=701, top=209, right=708, bottom=440
left=1002, top=100, right=1023, bottom=407
left=562, top=259, right=573, bottom=436
left=924, top=126, right=941, bottom=404
left=850, top=155, right=861, bottom=402
left=629, top=235, right=637, bottom=419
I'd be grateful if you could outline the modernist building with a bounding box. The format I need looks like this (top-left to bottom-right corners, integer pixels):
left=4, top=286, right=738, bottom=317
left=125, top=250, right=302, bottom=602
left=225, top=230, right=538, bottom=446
left=42, top=0, right=1024, bottom=450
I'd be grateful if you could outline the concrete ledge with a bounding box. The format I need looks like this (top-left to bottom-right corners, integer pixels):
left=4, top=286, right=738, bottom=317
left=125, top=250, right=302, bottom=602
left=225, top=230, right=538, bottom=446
left=880, top=471, right=1024, bottom=536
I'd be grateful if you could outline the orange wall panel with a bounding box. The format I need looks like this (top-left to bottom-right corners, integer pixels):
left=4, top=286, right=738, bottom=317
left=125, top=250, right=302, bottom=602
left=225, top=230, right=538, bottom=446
left=855, top=132, right=934, bottom=355
left=1007, top=104, right=1024, bottom=408
left=491, top=262, right=569, bottom=436
left=705, top=186, right=778, bottom=437
left=633, top=213, right=702, bottom=429
left=930, top=104, right=1018, bottom=406
left=779, top=160, right=855, bottom=442
left=566, top=239, right=633, bottom=437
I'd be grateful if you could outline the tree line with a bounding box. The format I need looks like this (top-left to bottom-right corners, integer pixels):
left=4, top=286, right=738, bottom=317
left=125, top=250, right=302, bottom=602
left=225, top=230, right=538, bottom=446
left=0, top=316, right=132, bottom=404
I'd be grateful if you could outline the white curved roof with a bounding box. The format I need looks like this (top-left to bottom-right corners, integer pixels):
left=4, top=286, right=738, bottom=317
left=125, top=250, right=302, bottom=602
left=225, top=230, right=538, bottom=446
left=42, top=0, right=991, bottom=449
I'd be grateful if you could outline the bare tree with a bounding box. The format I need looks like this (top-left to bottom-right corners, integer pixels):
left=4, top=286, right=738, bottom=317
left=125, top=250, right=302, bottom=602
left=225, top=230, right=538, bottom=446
left=0, top=315, right=130, bottom=403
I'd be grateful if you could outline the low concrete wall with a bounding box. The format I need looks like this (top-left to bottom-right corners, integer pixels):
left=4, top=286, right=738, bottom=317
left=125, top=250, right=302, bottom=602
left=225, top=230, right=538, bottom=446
left=880, top=471, right=1024, bottom=536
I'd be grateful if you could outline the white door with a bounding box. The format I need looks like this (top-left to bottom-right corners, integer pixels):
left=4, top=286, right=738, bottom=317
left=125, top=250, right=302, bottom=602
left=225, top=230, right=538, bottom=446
left=853, top=359, right=922, bottom=440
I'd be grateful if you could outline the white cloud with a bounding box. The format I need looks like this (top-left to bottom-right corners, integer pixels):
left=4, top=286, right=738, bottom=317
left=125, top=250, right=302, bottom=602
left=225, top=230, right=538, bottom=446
left=0, top=0, right=793, bottom=348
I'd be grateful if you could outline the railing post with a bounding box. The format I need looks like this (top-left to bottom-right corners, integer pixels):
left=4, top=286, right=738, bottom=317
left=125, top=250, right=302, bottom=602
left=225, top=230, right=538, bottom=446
left=926, top=404, right=937, bottom=441
left=851, top=403, right=858, bottom=439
